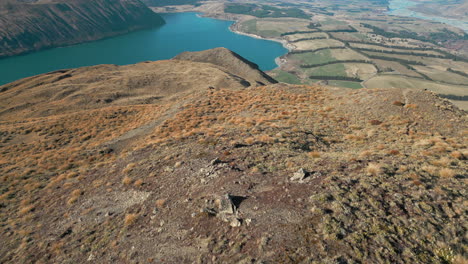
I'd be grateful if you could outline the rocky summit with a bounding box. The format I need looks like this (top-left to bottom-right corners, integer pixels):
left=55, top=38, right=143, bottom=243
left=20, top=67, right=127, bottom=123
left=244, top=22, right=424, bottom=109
left=0, top=48, right=466, bottom=263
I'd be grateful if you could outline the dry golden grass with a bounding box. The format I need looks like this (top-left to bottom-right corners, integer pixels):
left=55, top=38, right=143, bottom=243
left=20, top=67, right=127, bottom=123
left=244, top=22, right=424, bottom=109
left=245, top=137, right=255, bottom=145
left=308, top=151, right=321, bottom=158
left=122, top=176, right=132, bottom=185
left=124, top=213, right=138, bottom=226
left=123, top=163, right=137, bottom=174
left=134, top=179, right=143, bottom=187
left=404, top=104, right=418, bottom=109
left=18, top=204, right=35, bottom=216
left=450, top=151, right=463, bottom=159
left=67, top=189, right=83, bottom=205
left=422, top=165, right=438, bottom=175
left=431, top=157, right=452, bottom=167
left=1, top=72, right=466, bottom=263
left=155, top=199, right=167, bottom=209
left=359, top=150, right=373, bottom=158
left=439, top=168, right=456, bottom=178
left=366, top=163, right=382, bottom=176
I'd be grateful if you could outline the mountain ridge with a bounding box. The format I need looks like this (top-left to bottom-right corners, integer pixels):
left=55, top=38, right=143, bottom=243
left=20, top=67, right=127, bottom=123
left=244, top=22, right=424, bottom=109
left=0, top=48, right=466, bottom=263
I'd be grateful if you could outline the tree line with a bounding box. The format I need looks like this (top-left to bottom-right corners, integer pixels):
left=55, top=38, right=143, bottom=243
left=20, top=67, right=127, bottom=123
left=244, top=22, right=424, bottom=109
left=290, top=36, right=327, bottom=43
left=309, top=76, right=363, bottom=82
left=300, top=60, right=373, bottom=68
left=289, top=46, right=346, bottom=54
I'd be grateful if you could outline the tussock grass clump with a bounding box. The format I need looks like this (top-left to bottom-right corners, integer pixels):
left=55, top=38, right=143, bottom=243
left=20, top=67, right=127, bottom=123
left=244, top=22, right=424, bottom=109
left=450, top=151, right=464, bottom=160
left=366, top=163, right=382, bottom=176
left=155, top=199, right=167, bottom=209
left=134, top=179, right=143, bottom=187
left=122, top=176, right=132, bottom=185
left=67, top=189, right=83, bottom=205
left=124, top=213, right=138, bottom=226
left=439, top=168, right=456, bottom=178
left=308, top=151, right=321, bottom=158
left=122, top=163, right=137, bottom=174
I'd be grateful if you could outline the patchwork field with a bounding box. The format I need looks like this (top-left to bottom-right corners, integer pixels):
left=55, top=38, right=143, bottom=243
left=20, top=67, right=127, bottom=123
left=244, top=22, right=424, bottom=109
left=284, top=32, right=328, bottom=42
left=344, top=63, right=377, bottom=80
left=363, top=51, right=468, bottom=71
left=304, top=63, right=347, bottom=77
left=290, top=48, right=367, bottom=63
left=364, top=75, right=468, bottom=96
left=268, top=69, right=303, bottom=84
left=288, top=49, right=335, bottom=64
left=294, top=38, right=345, bottom=50
left=349, top=43, right=445, bottom=56
left=241, top=18, right=312, bottom=37
left=372, top=59, right=422, bottom=77
left=330, top=32, right=368, bottom=41
left=222, top=0, right=468, bottom=107
left=330, top=48, right=368, bottom=60
left=413, top=65, right=468, bottom=84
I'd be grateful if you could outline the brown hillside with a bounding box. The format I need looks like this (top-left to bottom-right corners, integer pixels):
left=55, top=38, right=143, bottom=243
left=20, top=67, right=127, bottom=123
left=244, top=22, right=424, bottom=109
left=173, top=47, right=278, bottom=86
left=0, top=58, right=262, bottom=120
left=0, top=49, right=466, bottom=263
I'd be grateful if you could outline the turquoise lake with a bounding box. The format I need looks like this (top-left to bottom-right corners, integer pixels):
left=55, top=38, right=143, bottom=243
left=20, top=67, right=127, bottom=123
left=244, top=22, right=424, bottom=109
left=0, top=12, right=287, bottom=85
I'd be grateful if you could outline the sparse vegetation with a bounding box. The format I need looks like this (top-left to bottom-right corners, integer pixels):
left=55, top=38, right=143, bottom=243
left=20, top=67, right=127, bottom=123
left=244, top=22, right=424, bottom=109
left=0, top=49, right=466, bottom=263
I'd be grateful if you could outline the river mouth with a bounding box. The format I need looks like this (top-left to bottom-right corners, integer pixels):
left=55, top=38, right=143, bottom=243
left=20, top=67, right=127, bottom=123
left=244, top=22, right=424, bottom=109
left=0, top=12, right=287, bottom=86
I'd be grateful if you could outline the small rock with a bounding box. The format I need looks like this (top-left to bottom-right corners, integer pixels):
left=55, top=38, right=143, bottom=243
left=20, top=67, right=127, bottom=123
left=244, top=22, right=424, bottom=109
left=290, top=168, right=308, bottom=182
left=216, top=194, right=238, bottom=215
left=230, top=218, right=242, bottom=227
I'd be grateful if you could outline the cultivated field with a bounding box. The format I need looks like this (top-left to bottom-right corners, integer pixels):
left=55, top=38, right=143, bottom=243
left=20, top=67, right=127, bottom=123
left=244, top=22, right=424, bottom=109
left=364, top=75, right=468, bottom=97
left=372, top=59, right=422, bottom=77
left=350, top=43, right=445, bottom=56
left=331, top=48, right=368, bottom=60
left=344, top=63, right=377, bottom=80
left=288, top=49, right=335, bottom=64
left=413, top=65, right=468, bottom=84
left=284, top=32, right=328, bottom=42
left=294, top=38, right=345, bottom=50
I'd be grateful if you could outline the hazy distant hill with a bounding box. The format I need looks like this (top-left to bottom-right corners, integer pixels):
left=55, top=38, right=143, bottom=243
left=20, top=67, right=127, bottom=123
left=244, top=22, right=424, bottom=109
left=0, top=0, right=165, bottom=58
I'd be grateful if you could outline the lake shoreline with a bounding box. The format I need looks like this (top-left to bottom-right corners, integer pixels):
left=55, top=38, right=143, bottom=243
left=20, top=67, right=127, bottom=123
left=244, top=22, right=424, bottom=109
left=196, top=12, right=292, bottom=68
left=0, top=12, right=287, bottom=86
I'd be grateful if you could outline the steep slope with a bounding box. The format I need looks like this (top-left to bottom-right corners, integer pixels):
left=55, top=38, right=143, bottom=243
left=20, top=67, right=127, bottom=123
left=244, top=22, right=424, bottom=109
left=0, top=49, right=466, bottom=263
left=0, top=0, right=165, bottom=58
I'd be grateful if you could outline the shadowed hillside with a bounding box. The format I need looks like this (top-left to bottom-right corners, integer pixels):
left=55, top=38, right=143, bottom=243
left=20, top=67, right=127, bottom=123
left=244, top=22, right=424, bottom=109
left=0, top=49, right=466, bottom=263
left=0, top=0, right=165, bottom=58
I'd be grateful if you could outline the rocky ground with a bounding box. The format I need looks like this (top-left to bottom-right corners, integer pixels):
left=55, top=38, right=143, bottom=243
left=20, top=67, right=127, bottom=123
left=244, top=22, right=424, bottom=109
left=0, top=48, right=466, bottom=263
